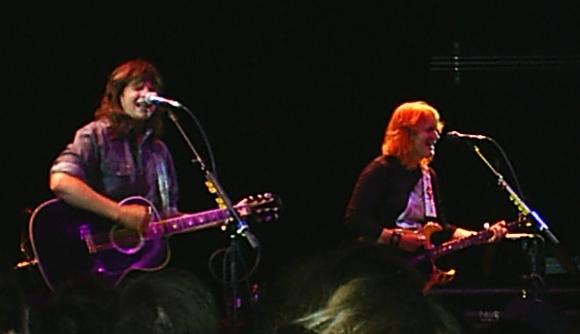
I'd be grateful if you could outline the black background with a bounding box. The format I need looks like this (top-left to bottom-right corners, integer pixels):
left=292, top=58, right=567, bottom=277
left=3, top=2, right=579, bottom=294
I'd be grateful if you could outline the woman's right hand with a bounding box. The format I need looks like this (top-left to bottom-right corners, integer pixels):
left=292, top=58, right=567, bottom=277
left=116, top=204, right=151, bottom=232
left=380, top=228, right=426, bottom=252
left=398, top=230, right=426, bottom=252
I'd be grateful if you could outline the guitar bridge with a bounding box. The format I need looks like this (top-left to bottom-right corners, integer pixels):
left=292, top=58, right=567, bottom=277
left=79, top=224, right=97, bottom=254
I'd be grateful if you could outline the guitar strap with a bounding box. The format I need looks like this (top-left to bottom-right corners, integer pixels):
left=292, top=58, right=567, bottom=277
left=422, top=167, right=437, bottom=219
left=154, top=153, right=171, bottom=218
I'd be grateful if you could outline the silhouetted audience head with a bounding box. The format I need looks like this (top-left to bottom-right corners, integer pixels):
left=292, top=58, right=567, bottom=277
left=110, top=268, right=220, bottom=334
left=253, top=240, right=463, bottom=334
left=0, top=269, right=29, bottom=334
left=30, top=276, right=117, bottom=334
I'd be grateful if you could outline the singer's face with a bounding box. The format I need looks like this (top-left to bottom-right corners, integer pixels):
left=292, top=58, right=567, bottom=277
left=121, top=80, right=157, bottom=120
left=412, top=116, right=440, bottom=160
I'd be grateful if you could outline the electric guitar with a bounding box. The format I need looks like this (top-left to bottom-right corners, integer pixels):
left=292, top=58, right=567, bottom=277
left=405, top=220, right=527, bottom=293
left=28, top=193, right=282, bottom=290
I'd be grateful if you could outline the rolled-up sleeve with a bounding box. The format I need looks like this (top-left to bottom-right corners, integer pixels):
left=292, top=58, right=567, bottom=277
left=50, top=123, right=99, bottom=182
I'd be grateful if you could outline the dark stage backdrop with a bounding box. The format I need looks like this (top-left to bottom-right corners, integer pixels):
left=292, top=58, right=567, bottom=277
left=3, top=3, right=579, bottom=292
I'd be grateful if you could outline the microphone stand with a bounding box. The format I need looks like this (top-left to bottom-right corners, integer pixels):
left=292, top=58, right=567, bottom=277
left=166, top=109, right=259, bottom=332
left=470, top=144, right=559, bottom=244
left=469, top=143, right=557, bottom=300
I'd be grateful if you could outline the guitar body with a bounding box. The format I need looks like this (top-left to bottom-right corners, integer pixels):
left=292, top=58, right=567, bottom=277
left=29, top=196, right=169, bottom=290
left=418, top=222, right=456, bottom=293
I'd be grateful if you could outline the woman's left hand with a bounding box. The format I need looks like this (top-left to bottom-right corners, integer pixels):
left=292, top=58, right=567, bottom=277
left=486, top=220, right=508, bottom=242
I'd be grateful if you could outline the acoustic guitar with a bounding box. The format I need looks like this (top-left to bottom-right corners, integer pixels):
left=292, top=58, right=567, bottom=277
left=27, top=193, right=281, bottom=290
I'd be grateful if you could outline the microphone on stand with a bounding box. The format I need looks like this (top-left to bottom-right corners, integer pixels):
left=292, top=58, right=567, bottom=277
left=446, top=131, right=489, bottom=140
left=137, top=93, right=183, bottom=108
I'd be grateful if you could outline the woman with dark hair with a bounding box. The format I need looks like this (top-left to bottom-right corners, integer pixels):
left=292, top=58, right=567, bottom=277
left=36, top=58, right=188, bottom=293
left=50, top=58, right=179, bottom=232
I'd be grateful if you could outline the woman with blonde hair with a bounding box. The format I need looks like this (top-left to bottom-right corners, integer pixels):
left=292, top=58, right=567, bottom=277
left=344, top=100, right=506, bottom=276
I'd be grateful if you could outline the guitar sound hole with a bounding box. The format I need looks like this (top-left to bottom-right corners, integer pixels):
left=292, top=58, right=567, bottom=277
left=109, top=227, right=144, bottom=255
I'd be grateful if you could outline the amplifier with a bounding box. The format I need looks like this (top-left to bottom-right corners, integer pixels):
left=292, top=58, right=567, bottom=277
left=428, top=285, right=580, bottom=333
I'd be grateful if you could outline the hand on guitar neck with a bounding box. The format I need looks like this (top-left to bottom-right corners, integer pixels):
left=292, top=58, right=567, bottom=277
left=483, top=220, right=509, bottom=242
left=380, top=220, right=509, bottom=253
left=451, top=220, right=508, bottom=243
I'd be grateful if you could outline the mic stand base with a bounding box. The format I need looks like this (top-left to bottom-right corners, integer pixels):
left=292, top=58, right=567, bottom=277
left=222, top=236, right=258, bottom=334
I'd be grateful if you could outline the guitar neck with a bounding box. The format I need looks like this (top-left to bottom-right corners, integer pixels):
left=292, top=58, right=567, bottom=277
left=428, top=220, right=520, bottom=260
left=429, top=230, right=494, bottom=260
left=145, top=205, right=247, bottom=238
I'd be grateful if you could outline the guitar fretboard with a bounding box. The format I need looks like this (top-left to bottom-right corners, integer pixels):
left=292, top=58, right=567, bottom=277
left=145, top=207, right=244, bottom=237
left=428, top=230, right=494, bottom=259
left=427, top=220, right=522, bottom=261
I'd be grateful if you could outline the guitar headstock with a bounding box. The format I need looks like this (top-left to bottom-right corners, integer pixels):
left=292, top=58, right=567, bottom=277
left=237, top=192, right=283, bottom=223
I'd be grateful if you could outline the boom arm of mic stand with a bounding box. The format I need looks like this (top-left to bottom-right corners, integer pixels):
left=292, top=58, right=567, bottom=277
left=166, top=110, right=259, bottom=249
left=471, top=144, right=559, bottom=244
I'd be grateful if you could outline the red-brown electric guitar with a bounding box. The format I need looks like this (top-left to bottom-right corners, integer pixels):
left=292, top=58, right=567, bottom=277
left=406, top=220, right=526, bottom=292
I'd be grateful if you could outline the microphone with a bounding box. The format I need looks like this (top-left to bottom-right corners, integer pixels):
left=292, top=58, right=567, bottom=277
left=137, top=93, right=183, bottom=108
left=446, top=131, right=489, bottom=140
